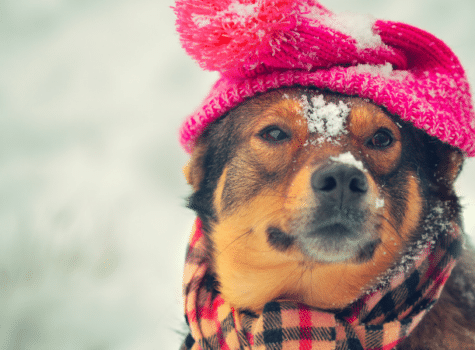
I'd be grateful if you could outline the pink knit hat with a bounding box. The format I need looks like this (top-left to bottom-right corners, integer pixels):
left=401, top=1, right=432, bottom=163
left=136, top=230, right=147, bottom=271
left=174, top=0, right=475, bottom=156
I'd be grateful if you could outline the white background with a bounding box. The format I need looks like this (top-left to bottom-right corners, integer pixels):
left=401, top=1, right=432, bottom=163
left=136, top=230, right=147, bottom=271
left=0, top=0, right=474, bottom=348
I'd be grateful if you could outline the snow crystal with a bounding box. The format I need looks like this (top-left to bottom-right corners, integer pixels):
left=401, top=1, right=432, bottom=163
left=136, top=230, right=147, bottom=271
left=299, top=94, right=350, bottom=141
left=227, top=2, right=259, bottom=20
left=256, top=29, right=265, bottom=39
left=326, top=12, right=381, bottom=49
left=192, top=14, right=211, bottom=28
left=192, top=1, right=258, bottom=28
left=330, top=152, right=365, bottom=172
left=355, top=62, right=392, bottom=77
left=299, top=3, right=327, bottom=19
left=352, top=62, right=409, bottom=81
left=375, top=197, right=385, bottom=209
left=302, top=6, right=382, bottom=50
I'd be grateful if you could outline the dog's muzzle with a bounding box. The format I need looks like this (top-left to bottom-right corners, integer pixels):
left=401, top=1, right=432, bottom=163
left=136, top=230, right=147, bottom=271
left=293, top=162, right=379, bottom=263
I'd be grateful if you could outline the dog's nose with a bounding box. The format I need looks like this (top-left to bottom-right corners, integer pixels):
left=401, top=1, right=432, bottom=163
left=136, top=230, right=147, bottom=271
left=311, top=163, right=368, bottom=205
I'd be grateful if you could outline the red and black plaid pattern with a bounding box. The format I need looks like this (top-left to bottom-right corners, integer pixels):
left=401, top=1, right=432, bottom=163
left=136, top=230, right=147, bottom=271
left=181, top=219, right=462, bottom=350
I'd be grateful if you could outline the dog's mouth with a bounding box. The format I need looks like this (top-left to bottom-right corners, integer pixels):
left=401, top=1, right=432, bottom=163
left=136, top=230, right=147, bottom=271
left=299, top=223, right=380, bottom=264
left=268, top=209, right=381, bottom=264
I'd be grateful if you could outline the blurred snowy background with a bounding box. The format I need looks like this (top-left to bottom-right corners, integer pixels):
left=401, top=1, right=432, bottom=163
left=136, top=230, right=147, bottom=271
left=0, top=0, right=474, bottom=348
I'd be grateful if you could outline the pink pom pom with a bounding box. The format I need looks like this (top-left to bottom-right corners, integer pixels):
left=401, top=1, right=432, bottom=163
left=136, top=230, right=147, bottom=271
left=174, top=0, right=328, bottom=77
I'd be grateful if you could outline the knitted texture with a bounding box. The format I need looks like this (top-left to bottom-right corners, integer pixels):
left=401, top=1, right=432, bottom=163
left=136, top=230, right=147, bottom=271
left=180, top=219, right=462, bottom=350
left=174, top=0, right=475, bottom=156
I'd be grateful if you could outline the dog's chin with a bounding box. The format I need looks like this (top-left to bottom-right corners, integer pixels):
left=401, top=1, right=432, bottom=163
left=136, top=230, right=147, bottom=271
left=296, top=224, right=380, bottom=264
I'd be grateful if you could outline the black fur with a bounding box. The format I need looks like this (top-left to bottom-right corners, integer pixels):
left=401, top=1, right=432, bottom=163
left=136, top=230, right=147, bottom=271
left=266, top=227, right=295, bottom=251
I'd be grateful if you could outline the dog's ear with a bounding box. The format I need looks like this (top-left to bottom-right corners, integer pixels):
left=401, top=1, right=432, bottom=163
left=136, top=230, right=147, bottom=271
left=415, top=130, right=464, bottom=188
left=435, top=145, right=464, bottom=186
left=183, top=142, right=207, bottom=191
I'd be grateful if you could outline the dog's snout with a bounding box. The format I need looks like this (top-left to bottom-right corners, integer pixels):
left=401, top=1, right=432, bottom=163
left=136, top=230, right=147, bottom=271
left=311, top=163, right=368, bottom=204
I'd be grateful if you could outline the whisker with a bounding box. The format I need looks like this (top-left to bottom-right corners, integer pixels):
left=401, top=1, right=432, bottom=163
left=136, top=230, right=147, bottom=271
left=329, top=263, right=348, bottom=299
left=290, top=263, right=307, bottom=293
left=267, top=263, right=304, bottom=302
left=376, top=213, right=402, bottom=240
left=215, top=230, right=253, bottom=257
left=215, top=205, right=291, bottom=255
left=309, top=265, right=314, bottom=303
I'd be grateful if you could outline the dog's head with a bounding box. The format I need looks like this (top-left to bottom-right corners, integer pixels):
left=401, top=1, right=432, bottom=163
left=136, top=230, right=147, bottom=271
left=184, top=87, right=463, bottom=312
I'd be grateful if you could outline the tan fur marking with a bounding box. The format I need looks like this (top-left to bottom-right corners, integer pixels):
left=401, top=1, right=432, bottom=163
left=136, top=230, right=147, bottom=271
left=348, top=102, right=402, bottom=175
left=395, top=173, right=423, bottom=240
left=213, top=167, right=228, bottom=216
left=184, top=142, right=207, bottom=190
left=442, top=149, right=464, bottom=185
left=248, top=98, right=308, bottom=172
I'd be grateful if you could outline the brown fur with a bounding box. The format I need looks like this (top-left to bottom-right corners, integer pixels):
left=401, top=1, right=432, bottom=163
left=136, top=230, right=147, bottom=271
left=184, top=87, right=475, bottom=348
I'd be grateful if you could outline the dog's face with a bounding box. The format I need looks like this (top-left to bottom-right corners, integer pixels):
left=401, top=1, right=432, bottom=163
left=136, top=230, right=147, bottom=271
left=185, top=87, right=463, bottom=312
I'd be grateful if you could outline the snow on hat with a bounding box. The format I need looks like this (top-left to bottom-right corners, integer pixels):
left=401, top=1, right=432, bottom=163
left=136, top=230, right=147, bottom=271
left=174, top=0, right=475, bottom=156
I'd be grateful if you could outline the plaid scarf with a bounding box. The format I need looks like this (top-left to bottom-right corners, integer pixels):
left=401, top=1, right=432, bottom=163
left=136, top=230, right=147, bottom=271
left=181, top=217, right=462, bottom=350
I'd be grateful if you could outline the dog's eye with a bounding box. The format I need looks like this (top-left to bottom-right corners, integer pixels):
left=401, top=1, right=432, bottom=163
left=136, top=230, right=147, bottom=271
left=260, top=127, right=290, bottom=143
left=367, top=129, right=393, bottom=149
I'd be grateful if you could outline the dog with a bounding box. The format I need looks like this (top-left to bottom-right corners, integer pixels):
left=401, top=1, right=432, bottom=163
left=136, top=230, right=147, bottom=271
left=183, top=87, right=475, bottom=349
